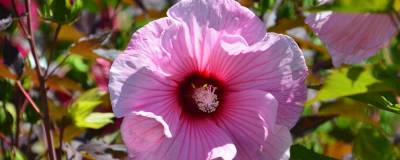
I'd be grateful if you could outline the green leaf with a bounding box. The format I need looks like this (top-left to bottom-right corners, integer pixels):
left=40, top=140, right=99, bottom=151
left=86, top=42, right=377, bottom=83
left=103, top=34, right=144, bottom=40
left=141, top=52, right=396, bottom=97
left=75, top=112, right=114, bottom=129
left=39, top=0, right=83, bottom=24
left=4, top=148, right=26, bottom=160
left=307, top=66, right=393, bottom=105
left=0, top=102, right=13, bottom=135
left=350, top=92, right=400, bottom=114
left=69, top=88, right=111, bottom=129
left=254, top=0, right=275, bottom=15
left=309, top=0, right=393, bottom=13
left=290, top=144, right=336, bottom=160
left=353, top=127, right=397, bottom=160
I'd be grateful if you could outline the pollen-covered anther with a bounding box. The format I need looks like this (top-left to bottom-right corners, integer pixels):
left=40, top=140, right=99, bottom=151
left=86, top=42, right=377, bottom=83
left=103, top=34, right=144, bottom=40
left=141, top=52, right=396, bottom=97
left=192, top=85, right=219, bottom=113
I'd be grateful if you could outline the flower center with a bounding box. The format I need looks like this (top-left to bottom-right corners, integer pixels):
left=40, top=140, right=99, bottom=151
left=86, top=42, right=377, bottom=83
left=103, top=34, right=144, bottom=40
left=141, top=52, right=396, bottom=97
left=177, top=72, right=225, bottom=118
left=192, top=85, right=219, bottom=113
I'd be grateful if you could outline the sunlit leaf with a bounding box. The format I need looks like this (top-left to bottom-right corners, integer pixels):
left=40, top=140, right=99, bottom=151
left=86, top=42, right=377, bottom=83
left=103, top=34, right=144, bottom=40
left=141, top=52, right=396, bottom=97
left=307, top=66, right=393, bottom=105
left=68, top=88, right=113, bottom=129
left=309, top=0, right=393, bottom=13
left=69, top=88, right=104, bottom=118
left=75, top=112, right=114, bottom=129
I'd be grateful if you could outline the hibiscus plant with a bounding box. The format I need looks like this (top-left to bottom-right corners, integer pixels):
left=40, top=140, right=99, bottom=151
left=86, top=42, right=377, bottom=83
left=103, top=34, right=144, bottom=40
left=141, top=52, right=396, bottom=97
left=0, top=0, right=400, bottom=160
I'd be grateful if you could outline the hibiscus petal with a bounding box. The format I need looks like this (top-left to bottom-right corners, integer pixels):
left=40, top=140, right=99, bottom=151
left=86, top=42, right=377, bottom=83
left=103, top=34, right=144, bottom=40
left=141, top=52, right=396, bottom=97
left=109, top=18, right=173, bottom=108
left=211, top=33, right=308, bottom=128
left=262, top=125, right=292, bottom=160
left=124, top=17, right=173, bottom=57
left=160, top=23, right=221, bottom=77
left=215, top=90, right=278, bottom=159
left=112, top=67, right=181, bottom=136
left=121, top=113, right=169, bottom=158
left=306, top=12, right=397, bottom=66
left=167, top=0, right=265, bottom=45
left=128, top=119, right=237, bottom=160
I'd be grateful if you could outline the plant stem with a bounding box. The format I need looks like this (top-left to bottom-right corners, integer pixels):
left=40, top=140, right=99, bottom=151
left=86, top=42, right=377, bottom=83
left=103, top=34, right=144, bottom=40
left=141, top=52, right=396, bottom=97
left=44, top=24, right=62, bottom=78
left=57, top=119, right=65, bottom=160
left=13, top=86, right=24, bottom=148
left=22, top=0, right=56, bottom=159
left=16, top=81, right=41, bottom=115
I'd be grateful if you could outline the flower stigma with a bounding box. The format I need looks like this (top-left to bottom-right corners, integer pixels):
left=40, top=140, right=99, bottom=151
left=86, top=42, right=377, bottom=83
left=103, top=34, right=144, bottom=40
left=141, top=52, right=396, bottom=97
left=192, top=84, right=219, bottom=113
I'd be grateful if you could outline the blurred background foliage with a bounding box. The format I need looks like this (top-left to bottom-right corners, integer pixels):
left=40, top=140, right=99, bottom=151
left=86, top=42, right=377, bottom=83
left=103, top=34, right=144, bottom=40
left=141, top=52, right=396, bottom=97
left=0, top=0, right=400, bottom=159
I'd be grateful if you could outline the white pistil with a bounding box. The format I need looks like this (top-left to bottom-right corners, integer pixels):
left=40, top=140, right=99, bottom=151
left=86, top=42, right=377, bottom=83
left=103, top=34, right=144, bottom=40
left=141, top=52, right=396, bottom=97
left=192, top=85, right=219, bottom=113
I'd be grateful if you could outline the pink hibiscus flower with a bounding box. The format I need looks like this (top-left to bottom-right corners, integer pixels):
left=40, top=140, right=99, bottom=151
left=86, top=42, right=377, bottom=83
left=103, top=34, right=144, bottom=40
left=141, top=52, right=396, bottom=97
left=306, top=9, right=398, bottom=66
left=109, top=0, right=308, bottom=159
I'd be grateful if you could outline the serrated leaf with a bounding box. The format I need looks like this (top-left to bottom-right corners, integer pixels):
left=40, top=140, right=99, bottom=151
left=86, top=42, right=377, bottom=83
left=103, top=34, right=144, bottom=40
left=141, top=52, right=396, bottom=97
left=75, top=112, right=114, bottom=129
left=307, top=66, right=393, bottom=105
left=69, top=88, right=107, bottom=129
left=309, top=0, right=393, bottom=13
left=290, top=144, right=336, bottom=160
left=350, top=92, right=400, bottom=114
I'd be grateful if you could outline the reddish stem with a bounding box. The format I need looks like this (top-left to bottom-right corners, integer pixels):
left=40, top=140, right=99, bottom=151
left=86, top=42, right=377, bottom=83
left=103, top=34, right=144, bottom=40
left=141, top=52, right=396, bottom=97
left=12, top=0, right=57, bottom=159
left=16, top=81, right=41, bottom=115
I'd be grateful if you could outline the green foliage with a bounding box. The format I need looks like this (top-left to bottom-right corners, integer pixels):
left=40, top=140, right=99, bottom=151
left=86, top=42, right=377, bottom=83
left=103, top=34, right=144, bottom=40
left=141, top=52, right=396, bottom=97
left=1, top=0, right=400, bottom=159
left=309, top=66, right=393, bottom=99
left=353, top=127, right=398, bottom=160
left=39, top=0, right=83, bottom=24
left=309, top=0, right=395, bottom=13
left=290, top=144, right=336, bottom=160
left=2, top=148, right=26, bottom=160
left=254, top=0, right=275, bottom=16
left=69, top=88, right=114, bottom=129
left=350, top=92, right=400, bottom=114
left=0, top=102, right=13, bottom=135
